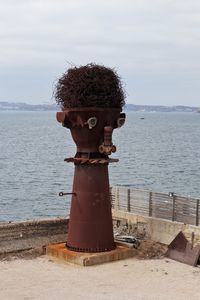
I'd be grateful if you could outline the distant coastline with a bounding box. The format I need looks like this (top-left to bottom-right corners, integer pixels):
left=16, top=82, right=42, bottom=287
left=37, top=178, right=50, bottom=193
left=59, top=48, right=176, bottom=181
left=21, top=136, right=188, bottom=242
left=0, top=101, right=198, bottom=113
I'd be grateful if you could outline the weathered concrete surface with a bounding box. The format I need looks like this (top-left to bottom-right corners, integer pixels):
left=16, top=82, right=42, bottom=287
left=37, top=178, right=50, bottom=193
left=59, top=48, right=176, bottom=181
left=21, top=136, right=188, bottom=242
left=112, top=209, right=200, bottom=245
left=1, top=257, right=200, bottom=300
left=0, top=218, right=69, bottom=258
left=47, top=242, right=136, bottom=266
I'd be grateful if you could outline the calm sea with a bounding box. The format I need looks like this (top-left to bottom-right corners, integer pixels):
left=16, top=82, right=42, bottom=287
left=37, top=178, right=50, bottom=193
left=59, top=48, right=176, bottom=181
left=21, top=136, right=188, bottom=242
left=0, top=111, right=199, bottom=222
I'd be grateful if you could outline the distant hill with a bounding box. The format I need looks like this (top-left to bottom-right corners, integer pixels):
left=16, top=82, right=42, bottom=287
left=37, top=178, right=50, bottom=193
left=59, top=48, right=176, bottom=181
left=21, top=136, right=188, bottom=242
left=0, top=102, right=58, bottom=111
left=0, top=101, right=198, bottom=112
left=124, top=104, right=198, bottom=112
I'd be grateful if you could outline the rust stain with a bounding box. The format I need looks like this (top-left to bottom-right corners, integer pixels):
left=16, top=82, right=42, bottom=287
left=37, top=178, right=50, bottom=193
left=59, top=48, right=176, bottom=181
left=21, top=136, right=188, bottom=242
left=47, top=243, right=136, bottom=266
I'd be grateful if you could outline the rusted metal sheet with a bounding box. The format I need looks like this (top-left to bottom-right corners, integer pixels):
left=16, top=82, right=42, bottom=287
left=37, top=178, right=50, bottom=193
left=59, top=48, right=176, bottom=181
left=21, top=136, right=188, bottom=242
left=166, top=231, right=200, bottom=266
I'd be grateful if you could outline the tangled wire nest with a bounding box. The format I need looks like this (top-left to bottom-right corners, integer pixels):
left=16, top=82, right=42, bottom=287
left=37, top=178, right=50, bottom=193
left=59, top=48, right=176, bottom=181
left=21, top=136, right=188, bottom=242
left=54, top=63, right=126, bottom=109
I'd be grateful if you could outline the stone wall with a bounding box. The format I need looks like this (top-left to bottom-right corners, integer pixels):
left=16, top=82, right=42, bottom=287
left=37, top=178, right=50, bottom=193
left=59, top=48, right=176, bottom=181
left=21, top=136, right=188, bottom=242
left=0, top=218, right=68, bottom=258
left=112, top=209, right=200, bottom=245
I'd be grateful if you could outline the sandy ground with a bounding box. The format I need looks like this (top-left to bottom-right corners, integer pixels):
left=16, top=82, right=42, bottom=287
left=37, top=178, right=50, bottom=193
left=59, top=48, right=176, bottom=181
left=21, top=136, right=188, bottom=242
left=0, top=256, right=199, bottom=300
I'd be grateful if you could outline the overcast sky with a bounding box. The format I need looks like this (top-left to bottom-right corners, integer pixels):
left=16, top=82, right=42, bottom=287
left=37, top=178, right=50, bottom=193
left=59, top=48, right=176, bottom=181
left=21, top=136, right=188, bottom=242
left=0, top=0, right=200, bottom=106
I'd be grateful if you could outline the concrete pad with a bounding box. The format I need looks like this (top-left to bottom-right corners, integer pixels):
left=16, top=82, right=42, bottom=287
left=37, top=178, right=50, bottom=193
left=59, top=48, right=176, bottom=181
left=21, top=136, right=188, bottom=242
left=46, top=243, right=136, bottom=266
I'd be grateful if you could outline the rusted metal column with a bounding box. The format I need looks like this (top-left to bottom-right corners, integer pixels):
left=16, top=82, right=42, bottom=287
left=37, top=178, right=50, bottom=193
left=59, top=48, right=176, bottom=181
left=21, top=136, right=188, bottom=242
left=57, top=108, right=125, bottom=252
left=68, top=164, right=114, bottom=251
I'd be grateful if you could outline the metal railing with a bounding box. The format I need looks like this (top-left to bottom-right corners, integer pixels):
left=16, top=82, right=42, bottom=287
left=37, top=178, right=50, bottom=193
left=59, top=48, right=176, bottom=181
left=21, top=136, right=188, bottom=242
left=111, top=186, right=200, bottom=226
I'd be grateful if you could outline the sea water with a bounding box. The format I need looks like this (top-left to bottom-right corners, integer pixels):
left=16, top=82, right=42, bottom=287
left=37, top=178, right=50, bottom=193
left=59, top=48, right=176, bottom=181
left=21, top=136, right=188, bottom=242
left=0, top=111, right=199, bottom=221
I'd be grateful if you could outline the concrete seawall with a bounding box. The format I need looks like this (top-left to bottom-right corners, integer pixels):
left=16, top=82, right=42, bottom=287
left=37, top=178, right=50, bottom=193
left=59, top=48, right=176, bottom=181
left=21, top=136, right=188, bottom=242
left=1, top=211, right=200, bottom=259
left=0, top=218, right=69, bottom=258
left=112, top=209, right=200, bottom=246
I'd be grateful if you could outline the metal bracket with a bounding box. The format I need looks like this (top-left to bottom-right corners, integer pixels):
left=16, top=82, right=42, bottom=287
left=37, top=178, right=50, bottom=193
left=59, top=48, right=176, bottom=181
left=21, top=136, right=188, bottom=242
left=59, top=192, right=76, bottom=197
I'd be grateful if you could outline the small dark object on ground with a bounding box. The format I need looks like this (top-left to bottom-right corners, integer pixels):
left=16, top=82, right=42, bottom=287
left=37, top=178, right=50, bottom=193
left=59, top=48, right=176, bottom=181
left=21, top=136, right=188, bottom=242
left=54, top=63, right=126, bottom=109
left=114, top=235, right=140, bottom=248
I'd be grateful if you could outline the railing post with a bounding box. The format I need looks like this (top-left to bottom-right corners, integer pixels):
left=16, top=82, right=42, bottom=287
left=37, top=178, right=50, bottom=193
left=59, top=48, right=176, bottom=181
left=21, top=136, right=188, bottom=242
left=149, top=192, right=152, bottom=216
left=116, top=187, right=120, bottom=210
left=110, top=187, right=113, bottom=206
left=127, top=189, right=131, bottom=212
left=172, top=196, right=176, bottom=221
left=196, top=199, right=199, bottom=226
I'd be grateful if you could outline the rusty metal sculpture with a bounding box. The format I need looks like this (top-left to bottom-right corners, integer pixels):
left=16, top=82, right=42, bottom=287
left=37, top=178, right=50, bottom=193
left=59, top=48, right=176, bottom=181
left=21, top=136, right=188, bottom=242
left=55, top=64, right=126, bottom=252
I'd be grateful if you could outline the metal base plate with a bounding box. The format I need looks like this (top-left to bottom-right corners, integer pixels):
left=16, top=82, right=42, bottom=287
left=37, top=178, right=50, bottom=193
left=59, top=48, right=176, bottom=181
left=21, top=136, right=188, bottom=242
left=46, top=242, right=136, bottom=266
